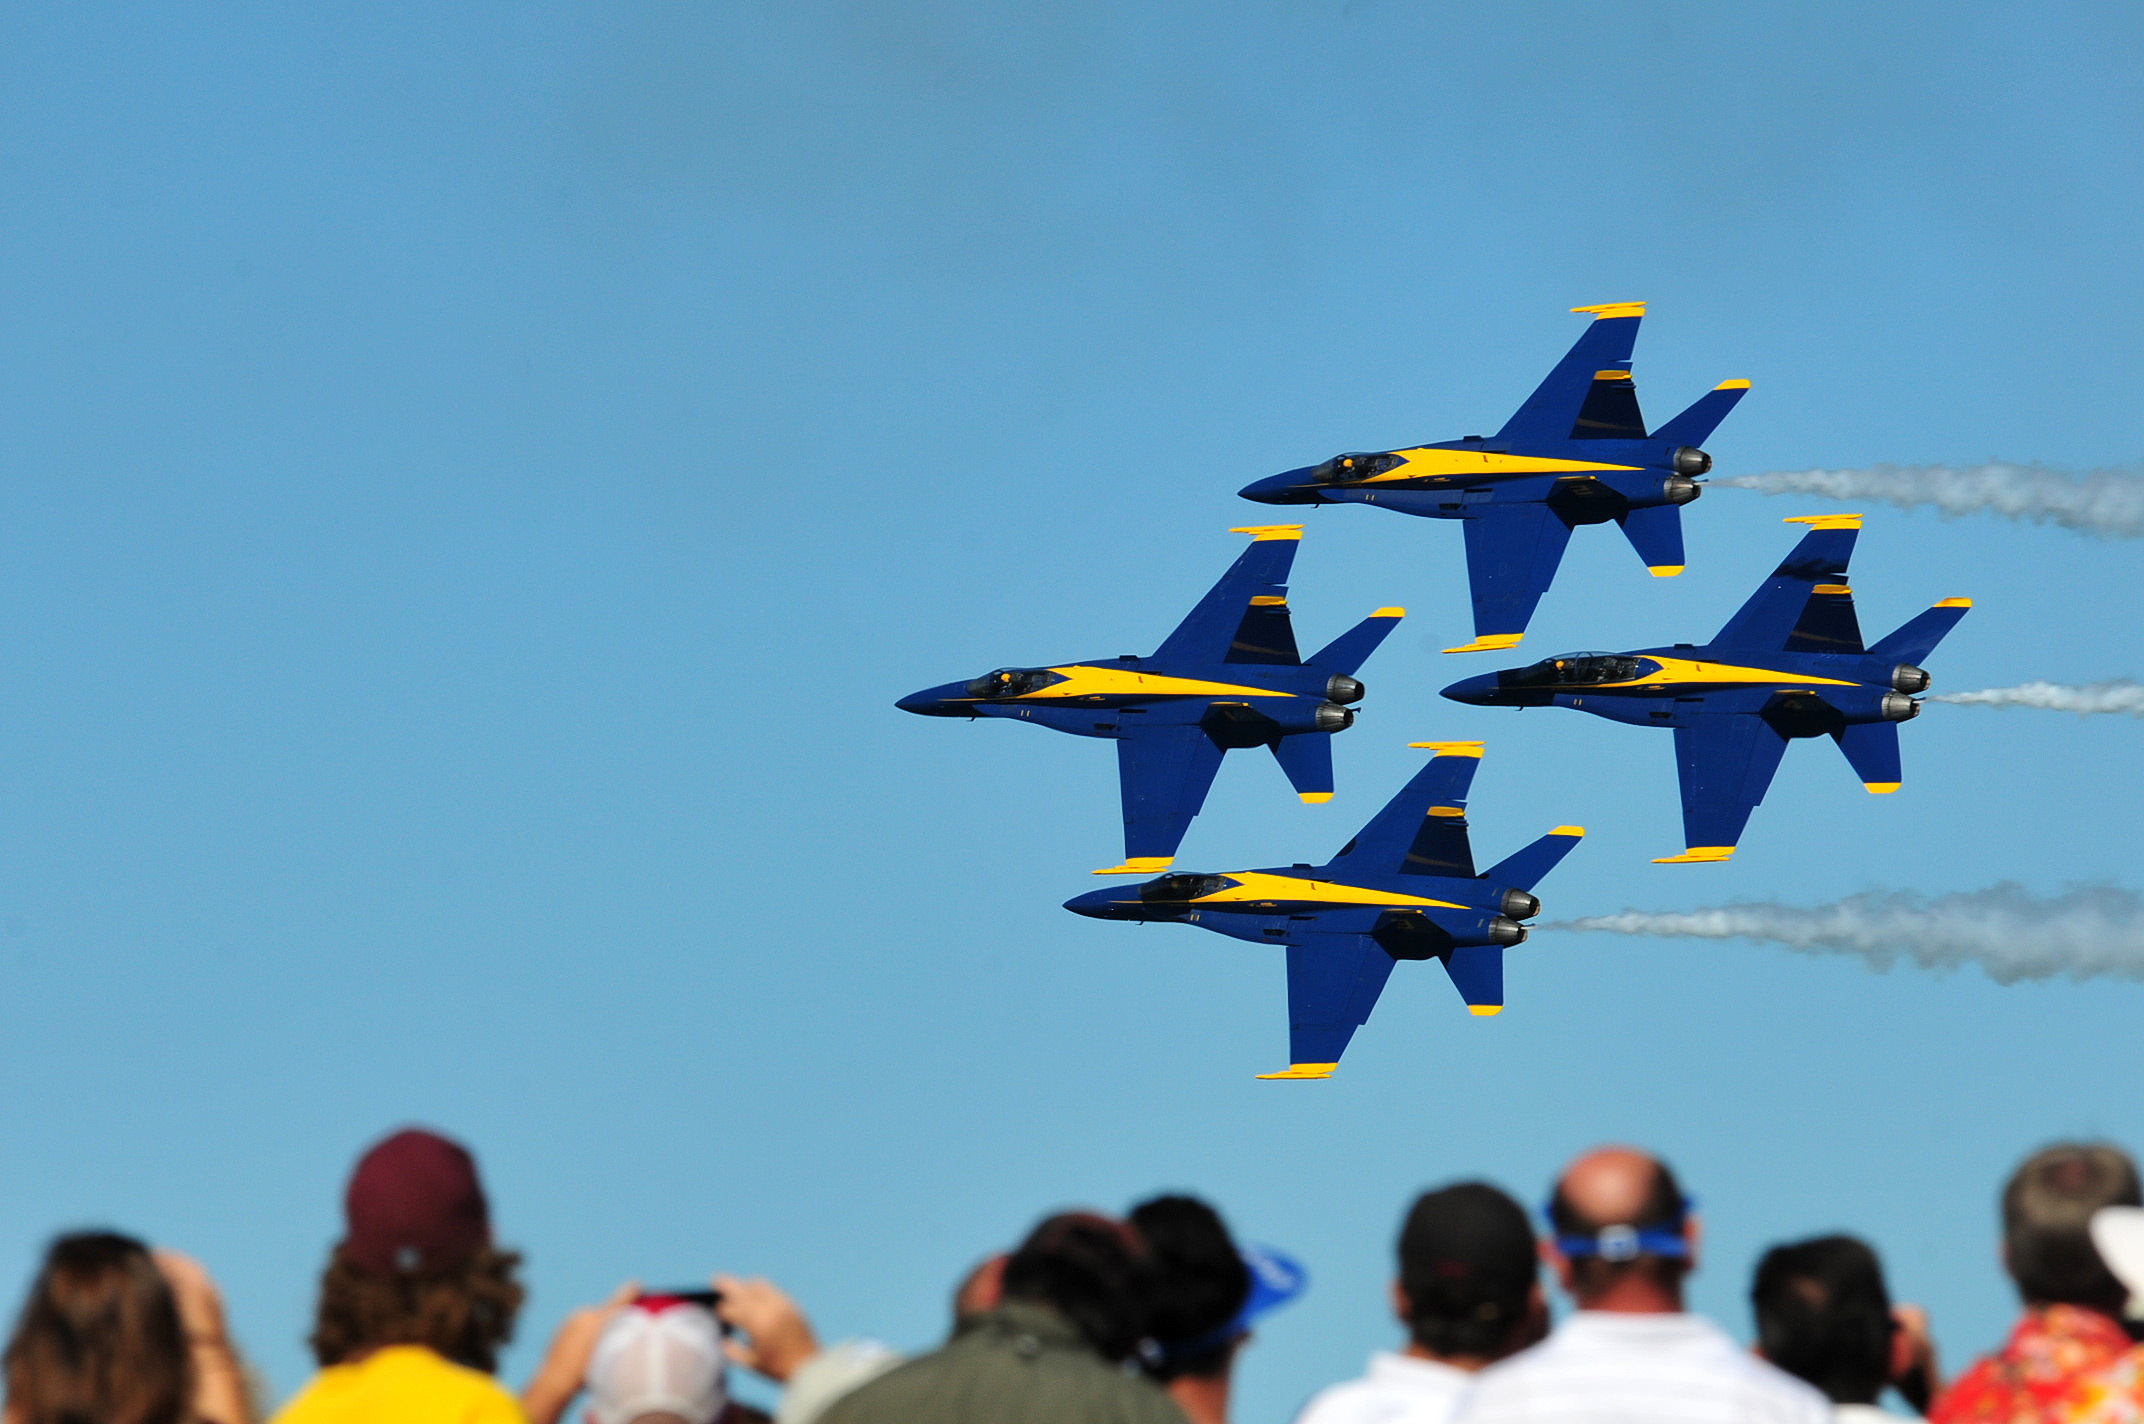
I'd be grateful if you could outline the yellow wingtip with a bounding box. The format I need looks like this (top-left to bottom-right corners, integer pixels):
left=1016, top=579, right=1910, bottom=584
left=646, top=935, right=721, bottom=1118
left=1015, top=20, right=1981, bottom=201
left=1715, top=378, right=1753, bottom=390
left=1652, top=846, right=1737, bottom=864
left=1297, top=792, right=1333, bottom=804
left=1784, top=513, right=1864, bottom=530
left=1935, top=596, right=1973, bottom=609
left=1256, top=1063, right=1337, bottom=1080
left=1370, top=606, right=1405, bottom=619
left=1468, top=1005, right=1504, bottom=1017
left=1407, top=741, right=1486, bottom=758
left=1864, top=781, right=1902, bottom=794
left=1571, top=301, right=1646, bottom=320
left=1227, top=524, right=1304, bottom=542
left=1648, top=564, right=1685, bottom=577
left=1550, top=825, right=1585, bottom=837
left=1442, top=633, right=1524, bottom=655
left=1091, top=856, right=1173, bottom=876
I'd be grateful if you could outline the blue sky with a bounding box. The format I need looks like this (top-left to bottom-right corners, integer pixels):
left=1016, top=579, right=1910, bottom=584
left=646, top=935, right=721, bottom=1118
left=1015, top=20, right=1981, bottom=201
left=0, top=3, right=2140, bottom=1420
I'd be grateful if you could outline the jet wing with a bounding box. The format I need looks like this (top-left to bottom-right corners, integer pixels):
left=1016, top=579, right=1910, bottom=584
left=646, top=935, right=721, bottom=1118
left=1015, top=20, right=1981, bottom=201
left=1710, top=515, right=1862, bottom=652
left=1258, top=932, right=1397, bottom=1079
left=1495, top=302, right=1646, bottom=444
left=1151, top=526, right=1303, bottom=666
left=1105, top=724, right=1226, bottom=872
left=1454, top=504, right=1575, bottom=650
left=1328, top=743, right=1482, bottom=877
left=1656, top=716, right=1792, bottom=862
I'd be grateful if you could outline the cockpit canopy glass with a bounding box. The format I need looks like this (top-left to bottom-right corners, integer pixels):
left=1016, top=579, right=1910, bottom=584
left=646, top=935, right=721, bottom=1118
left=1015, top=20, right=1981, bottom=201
left=1308, top=450, right=1406, bottom=484
left=1141, top=873, right=1235, bottom=903
left=965, top=667, right=1066, bottom=699
left=1502, top=652, right=1658, bottom=688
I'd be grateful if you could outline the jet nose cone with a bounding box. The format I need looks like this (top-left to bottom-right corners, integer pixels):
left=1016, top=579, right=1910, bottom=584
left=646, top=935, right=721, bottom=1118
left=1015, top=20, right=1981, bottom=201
left=896, top=683, right=965, bottom=716
left=1238, top=468, right=1321, bottom=505
left=1440, top=674, right=1499, bottom=705
left=1063, top=889, right=1127, bottom=919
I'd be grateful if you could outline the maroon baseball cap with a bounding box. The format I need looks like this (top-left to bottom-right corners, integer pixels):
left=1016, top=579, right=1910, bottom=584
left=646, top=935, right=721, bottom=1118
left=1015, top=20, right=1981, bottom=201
left=339, top=1128, right=492, bottom=1276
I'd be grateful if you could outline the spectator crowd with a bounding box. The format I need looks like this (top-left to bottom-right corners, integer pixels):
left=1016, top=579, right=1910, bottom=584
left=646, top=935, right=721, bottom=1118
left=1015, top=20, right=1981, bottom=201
left=11, top=1128, right=2144, bottom=1424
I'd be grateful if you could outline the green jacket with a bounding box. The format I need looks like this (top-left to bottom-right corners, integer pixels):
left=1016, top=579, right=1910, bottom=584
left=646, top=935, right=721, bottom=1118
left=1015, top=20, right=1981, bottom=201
left=817, top=1302, right=1187, bottom=1424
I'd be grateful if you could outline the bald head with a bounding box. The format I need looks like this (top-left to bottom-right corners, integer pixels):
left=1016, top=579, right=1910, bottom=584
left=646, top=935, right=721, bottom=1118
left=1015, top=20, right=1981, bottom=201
left=1547, top=1146, right=1693, bottom=1311
left=1560, top=1148, right=1665, bottom=1226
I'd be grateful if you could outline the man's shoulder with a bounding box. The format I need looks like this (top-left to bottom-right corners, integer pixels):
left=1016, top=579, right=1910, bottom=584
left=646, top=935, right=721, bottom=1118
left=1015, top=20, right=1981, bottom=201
left=1294, top=1357, right=1469, bottom=1424
left=271, top=1348, right=523, bottom=1424
left=817, top=1335, right=1181, bottom=1424
left=1461, top=1316, right=1828, bottom=1422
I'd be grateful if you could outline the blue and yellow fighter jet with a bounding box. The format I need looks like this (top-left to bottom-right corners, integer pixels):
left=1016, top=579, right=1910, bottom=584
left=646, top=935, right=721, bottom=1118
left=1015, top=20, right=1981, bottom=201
left=897, top=526, right=1404, bottom=875
left=1065, top=742, right=1582, bottom=1079
left=1239, top=302, right=1749, bottom=654
left=1441, top=514, right=1971, bottom=864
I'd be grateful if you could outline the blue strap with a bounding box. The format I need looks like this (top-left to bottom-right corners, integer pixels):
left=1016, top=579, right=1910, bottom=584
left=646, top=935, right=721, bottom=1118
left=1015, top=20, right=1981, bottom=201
left=1543, top=1198, right=1694, bottom=1262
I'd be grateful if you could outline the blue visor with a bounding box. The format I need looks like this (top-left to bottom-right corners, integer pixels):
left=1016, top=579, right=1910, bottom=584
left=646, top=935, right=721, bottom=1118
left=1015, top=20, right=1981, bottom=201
left=1152, top=1242, right=1307, bottom=1363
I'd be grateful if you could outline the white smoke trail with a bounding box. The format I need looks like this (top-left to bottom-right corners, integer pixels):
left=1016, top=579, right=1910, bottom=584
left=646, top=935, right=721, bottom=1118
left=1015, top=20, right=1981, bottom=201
left=1931, top=679, right=2144, bottom=716
left=1714, top=463, right=2144, bottom=537
left=1546, top=883, right=2144, bottom=985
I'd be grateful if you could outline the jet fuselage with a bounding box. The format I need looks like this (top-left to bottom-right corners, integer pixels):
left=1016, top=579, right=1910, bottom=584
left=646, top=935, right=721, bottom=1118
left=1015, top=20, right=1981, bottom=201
left=1240, top=436, right=1709, bottom=527
left=899, top=655, right=1361, bottom=742
left=1442, top=646, right=1928, bottom=736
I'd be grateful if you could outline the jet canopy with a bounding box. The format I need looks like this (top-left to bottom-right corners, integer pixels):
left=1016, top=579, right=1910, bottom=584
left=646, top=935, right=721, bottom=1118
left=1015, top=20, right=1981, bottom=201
left=965, top=667, right=1066, bottom=699
left=1503, top=652, right=1659, bottom=688
left=1140, top=873, right=1236, bottom=903
left=1307, top=451, right=1406, bottom=484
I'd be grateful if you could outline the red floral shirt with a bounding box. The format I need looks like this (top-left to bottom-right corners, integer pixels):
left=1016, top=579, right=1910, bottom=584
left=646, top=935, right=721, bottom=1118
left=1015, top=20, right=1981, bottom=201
left=1931, top=1306, right=2132, bottom=1424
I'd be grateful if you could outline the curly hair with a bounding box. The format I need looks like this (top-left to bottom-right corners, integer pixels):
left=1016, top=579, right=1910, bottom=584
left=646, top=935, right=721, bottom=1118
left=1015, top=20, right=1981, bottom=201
left=307, top=1244, right=525, bottom=1372
left=3, top=1231, right=193, bottom=1424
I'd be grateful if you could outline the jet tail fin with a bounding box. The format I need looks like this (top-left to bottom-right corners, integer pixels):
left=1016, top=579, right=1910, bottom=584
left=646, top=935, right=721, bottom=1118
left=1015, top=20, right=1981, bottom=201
left=1270, top=735, right=1334, bottom=803
left=1650, top=380, right=1751, bottom=447
left=1441, top=944, right=1504, bottom=1015
left=1868, top=599, right=1972, bottom=664
left=1480, top=826, right=1585, bottom=891
left=1617, top=504, right=1687, bottom=577
left=1835, top=722, right=1903, bottom=793
left=1309, top=607, right=1405, bottom=675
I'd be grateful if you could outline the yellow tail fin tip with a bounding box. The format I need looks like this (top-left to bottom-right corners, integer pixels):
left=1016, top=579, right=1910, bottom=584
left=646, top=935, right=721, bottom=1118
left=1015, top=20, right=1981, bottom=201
left=1443, top=633, right=1524, bottom=654
left=1648, top=565, right=1685, bottom=577
left=1864, top=782, right=1901, bottom=794
left=1407, top=741, right=1485, bottom=758
left=1652, top=846, right=1736, bottom=864
left=1298, top=792, right=1333, bottom=804
left=1255, top=1063, right=1337, bottom=1080
left=1092, top=856, right=1173, bottom=876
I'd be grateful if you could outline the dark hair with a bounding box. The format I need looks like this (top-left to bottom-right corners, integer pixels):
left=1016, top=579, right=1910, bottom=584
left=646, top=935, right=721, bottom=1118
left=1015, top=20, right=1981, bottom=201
left=1752, top=1235, right=1894, bottom=1405
left=2003, top=1142, right=2141, bottom=1314
left=1397, top=1183, right=1539, bottom=1360
left=1128, top=1195, right=1251, bottom=1382
left=308, top=1242, right=525, bottom=1371
left=3, top=1231, right=193, bottom=1424
left=1000, top=1212, right=1154, bottom=1364
left=1547, top=1156, right=1689, bottom=1297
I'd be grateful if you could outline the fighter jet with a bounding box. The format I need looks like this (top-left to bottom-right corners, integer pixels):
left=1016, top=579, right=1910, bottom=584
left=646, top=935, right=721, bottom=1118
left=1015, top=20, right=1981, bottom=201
left=897, top=525, right=1403, bottom=874
left=1065, top=742, right=1582, bottom=1079
left=1441, top=514, right=1970, bottom=863
left=1239, top=302, right=1748, bottom=654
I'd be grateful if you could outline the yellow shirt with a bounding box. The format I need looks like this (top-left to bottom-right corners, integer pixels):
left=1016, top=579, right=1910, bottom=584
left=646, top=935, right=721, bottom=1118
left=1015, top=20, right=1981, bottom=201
left=271, top=1345, right=527, bottom=1424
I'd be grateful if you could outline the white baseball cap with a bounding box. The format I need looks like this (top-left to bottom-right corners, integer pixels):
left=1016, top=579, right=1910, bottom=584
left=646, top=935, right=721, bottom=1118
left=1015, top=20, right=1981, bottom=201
left=586, top=1298, right=728, bottom=1424
left=2091, top=1207, right=2144, bottom=1318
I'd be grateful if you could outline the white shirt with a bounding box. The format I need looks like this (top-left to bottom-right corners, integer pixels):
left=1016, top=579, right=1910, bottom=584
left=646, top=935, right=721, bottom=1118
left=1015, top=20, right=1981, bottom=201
left=1832, top=1407, right=1921, bottom=1424
left=1294, top=1351, right=1476, bottom=1424
left=1455, top=1312, right=1831, bottom=1424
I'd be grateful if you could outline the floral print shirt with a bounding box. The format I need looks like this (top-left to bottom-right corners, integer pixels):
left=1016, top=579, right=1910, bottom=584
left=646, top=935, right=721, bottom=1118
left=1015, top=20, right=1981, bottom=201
left=1930, top=1307, right=2132, bottom=1424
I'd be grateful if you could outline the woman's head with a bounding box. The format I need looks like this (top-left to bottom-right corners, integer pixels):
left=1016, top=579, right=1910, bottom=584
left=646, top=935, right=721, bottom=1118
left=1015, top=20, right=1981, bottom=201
left=3, top=1231, right=192, bottom=1424
left=307, top=1126, right=524, bottom=1371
